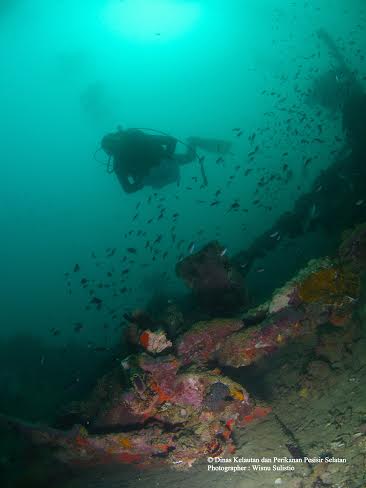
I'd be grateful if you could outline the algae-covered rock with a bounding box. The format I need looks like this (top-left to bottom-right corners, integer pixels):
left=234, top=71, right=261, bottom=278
left=176, top=318, right=243, bottom=365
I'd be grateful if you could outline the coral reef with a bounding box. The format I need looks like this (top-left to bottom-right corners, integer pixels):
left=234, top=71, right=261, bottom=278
left=139, top=329, right=172, bottom=354
left=2, top=360, right=262, bottom=470
left=176, top=318, right=243, bottom=365
left=339, top=222, right=366, bottom=272
left=218, top=308, right=311, bottom=367
left=176, top=241, right=247, bottom=313
left=5, top=224, right=366, bottom=473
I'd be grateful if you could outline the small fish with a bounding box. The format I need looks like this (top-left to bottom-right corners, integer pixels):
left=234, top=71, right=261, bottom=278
left=232, top=128, right=241, bottom=132
left=257, top=268, right=265, bottom=273
left=227, top=202, right=240, bottom=212
left=270, top=231, right=279, bottom=238
left=90, top=297, right=102, bottom=305
left=310, top=203, right=317, bottom=219
left=216, top=156, right=224, bottom=164
left=188, top=242, right=195, bottom=254
left=73, top=322, right=83, bottom=333
left=254, top=341, right=270, bottom=349
left=220, top=248, right=227, bottom=257
left=73, top=264, right=80, bottom=272
left=127, top=248, right=137, bottom=254
left=236, top=130, right=243, bottom=137
left=356, top=199, right=364, bottom=206
left=210, top=200, right=220, bottom=206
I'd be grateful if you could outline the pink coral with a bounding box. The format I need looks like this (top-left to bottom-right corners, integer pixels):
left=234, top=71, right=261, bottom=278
left=139, top=329, right=172, bottom=354
left=177, top=318, right=243, bottom=365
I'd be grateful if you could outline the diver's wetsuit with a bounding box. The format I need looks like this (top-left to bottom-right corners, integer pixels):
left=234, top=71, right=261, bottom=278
left=110, top=129, right=178, bottom=193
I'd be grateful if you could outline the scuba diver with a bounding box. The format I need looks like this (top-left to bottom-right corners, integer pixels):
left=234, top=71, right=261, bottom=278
left=233, top=29, right=366, bottom=275
left=101, top=128, right=231, bottom=193
left=100, top=128, right=188, bottom=193
left=100, top=127, right=232, bottom=193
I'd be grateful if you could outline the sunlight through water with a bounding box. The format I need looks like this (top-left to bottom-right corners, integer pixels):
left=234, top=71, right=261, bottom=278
left=103, top=0, right=201, bottom=41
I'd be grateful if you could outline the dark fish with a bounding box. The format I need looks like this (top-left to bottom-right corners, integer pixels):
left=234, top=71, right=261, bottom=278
left=90, top=297, right=102, bottom=305
left=73, top=264, right=80, bottom=272
left=127, top=248, right=137, bottom=254
left=227, top=202, right=240, bottom=212
left=73, top=322, right=83, bottom=333
left=236, top=130, right=243, bottom=137
left=210, top=200, right=220, bottom=206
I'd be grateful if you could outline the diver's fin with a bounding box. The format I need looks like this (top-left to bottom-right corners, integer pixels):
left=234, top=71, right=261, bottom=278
left=186, top=136, right=232, bottom=155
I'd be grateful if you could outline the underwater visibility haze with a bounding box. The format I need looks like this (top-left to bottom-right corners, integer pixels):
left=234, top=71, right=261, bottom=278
left=1, top=1, right=366, bottom=487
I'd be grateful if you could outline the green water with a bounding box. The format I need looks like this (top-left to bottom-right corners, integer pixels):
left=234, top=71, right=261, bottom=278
left=1, top=1, right=366, bottom=486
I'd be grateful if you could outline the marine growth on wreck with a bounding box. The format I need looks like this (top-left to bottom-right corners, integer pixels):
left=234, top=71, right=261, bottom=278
left=1, top=2, right=366, bottom=488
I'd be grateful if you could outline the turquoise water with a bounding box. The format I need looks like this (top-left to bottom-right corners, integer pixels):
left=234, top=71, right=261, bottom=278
left=1, top=1, right=366, bottom=486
